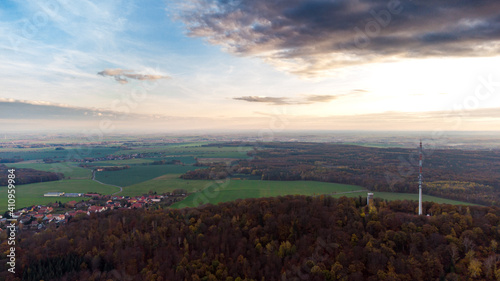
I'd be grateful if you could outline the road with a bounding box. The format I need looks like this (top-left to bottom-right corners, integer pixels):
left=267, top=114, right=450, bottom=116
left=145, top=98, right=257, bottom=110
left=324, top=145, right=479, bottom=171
left=91, top=169, right=123, bottom=195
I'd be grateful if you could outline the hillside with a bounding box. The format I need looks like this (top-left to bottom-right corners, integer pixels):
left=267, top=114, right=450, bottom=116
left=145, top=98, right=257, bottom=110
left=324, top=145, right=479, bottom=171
left=3, top=196, right=499, bottom=281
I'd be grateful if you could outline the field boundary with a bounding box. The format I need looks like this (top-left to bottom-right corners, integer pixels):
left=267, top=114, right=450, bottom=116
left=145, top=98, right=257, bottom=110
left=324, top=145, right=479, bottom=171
left=91, top=169, right=123, bottom=195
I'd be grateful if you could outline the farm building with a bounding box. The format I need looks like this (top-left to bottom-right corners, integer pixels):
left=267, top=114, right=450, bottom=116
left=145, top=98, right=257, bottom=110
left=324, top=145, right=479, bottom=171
left=44, top=192, right=64, bottom=197
left=64, top=193, right=83, bottom=197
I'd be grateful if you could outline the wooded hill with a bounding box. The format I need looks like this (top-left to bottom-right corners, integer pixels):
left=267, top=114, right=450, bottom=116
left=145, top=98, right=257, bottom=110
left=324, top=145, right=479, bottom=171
left=3, top=196, right=499, bottom=281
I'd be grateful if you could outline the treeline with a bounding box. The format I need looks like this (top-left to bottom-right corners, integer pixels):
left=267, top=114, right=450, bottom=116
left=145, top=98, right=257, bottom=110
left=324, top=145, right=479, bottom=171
left=0, top=158, right=24, bottom=163
left=150, top=159, right=182, bottom=165
left=95, top=165, right=130, bottom=171
left=0, top=164, right=63, bottom=186
left=181, top=164, right=229, bottom=180
left=2, top=196, right=499, bottom=280
left=182, top=143, right=500, bottom=206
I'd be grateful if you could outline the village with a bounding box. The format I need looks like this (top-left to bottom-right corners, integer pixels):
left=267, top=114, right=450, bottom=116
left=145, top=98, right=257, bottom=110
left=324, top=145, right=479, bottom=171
left=0, top=192, right=187, bottom=233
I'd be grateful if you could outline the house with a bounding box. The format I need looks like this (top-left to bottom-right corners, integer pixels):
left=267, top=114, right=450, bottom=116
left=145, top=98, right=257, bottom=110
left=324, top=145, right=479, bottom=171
left=66, top=211, right=77, bottom=217
left=75, top=201, right=87, bottom=208
left=66, top=201, right=78, bottom=208
left=43, top=214, right=54, bottom=221
left=55, top=214, right=65, bottom=221
left=130, top=203, right=143, bottom=209
left=38, top=206, right=53, bottom=213
left=87, top=206, right=107, bottom=213
left=33, top=214, right=44, bottom=220
left=67, top=210, right=86, bottom=217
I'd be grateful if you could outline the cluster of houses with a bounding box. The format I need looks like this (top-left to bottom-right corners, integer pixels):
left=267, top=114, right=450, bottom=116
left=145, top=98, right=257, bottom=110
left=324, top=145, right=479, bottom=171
left=0, top=193, right=179, bottom=233
left=74, top=153, right=146, bottom=163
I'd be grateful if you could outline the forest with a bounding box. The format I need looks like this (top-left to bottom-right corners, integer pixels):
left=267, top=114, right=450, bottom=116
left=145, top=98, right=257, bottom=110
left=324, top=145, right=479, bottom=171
left=181, top=143, right=500, bottom=206
left=2, top=196, right=499, bottom=281
left=0, top=164, right=63, bottom=186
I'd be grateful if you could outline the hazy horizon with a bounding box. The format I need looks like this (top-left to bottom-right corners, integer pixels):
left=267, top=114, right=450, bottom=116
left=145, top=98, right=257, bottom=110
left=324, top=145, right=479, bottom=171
left=2, top=1, right=500, bottom=133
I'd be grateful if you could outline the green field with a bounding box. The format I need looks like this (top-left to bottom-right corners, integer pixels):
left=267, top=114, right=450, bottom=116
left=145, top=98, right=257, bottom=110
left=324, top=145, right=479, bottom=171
left=0, top=179, right=119, bottom=212
left=171, top=180, right=365, bottom=208
left=6, top=162, right=92, bottom=179
left=170, top=180, right=477, bottom=208
left=0, top=147, right=121, bottom=161
left=91, top=158, right=156, bottom=165
left=114, top=146, right=252, bottom=159
left=94, top=165, right=199, bottom=187
left=91, top=156, right=197, bottom=165
left=122, top=174, right=214, bottom=196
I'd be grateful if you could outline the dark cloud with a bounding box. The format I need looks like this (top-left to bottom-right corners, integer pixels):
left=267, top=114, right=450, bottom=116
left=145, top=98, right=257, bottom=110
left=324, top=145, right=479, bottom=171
left=177, top=0, right=500, bottom=76
left=98, top=69, right=170, bottom=84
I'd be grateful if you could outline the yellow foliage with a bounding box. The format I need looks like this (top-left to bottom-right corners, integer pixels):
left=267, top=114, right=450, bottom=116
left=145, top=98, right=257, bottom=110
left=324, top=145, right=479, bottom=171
left=468, top=259, right=482, bottom=278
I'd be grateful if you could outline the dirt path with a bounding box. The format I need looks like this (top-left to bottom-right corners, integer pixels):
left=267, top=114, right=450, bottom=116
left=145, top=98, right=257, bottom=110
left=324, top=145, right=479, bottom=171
left=91, top=169, right=123, bottom=195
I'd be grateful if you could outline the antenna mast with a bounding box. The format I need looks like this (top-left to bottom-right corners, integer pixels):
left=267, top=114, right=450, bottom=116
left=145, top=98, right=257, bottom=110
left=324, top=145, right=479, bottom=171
left=418, top=140, right=423, bottom=215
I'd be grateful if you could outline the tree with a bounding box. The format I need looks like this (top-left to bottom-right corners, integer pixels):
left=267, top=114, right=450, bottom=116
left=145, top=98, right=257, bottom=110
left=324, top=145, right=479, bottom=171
left=468, top=259, right=482, bottom=279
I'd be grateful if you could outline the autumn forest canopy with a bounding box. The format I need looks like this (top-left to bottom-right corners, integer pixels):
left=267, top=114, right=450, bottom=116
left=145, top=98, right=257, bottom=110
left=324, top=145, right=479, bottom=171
left=3, top=196, right=499, bottom=280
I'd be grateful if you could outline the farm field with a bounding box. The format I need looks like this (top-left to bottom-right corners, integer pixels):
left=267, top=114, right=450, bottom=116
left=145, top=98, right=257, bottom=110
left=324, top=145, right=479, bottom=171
left=171, top=180, right=365, bottom=208
left=90, top=156, right=197, bottom=166
left=121, top=174, right=213, bottom=196
left=0, top=179, right=119, bottom=212
left=170, top=179, right=477, bottom=208
left=0, top=147, right=121, bottom=161
left=113, top=146, right=253, bottom=158
left=94, top=164, right=199, bottom=187
left=91, top=158, right=156, bottom=165
left=5, top=162, right=92, bottom=179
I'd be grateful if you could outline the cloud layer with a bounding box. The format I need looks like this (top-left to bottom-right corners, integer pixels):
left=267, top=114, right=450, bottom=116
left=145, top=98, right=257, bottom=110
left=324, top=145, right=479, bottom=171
left=1, top=98, right=499, bottom=132
left=0, top=99, right=132, bottom=120
left=177, top=0, right=500, bottom=76
left=98, top=69, right=170, bottom=84
left=233, top=92, right=359, bottom=105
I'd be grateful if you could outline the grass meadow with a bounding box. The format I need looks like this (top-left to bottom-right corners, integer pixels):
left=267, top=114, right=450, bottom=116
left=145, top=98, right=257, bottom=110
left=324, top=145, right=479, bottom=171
left=94, top=165, right=199, bottom=187
left=0, top=179, right=119, bottom=212
left=170, top=179, right=477, bottom=208
left=6, top=162, right=92, bottom=179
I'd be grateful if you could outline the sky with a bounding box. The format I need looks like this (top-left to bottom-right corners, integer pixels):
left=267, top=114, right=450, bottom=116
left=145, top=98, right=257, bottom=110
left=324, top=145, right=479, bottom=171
left=1, top=0, right=500, bottom=133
